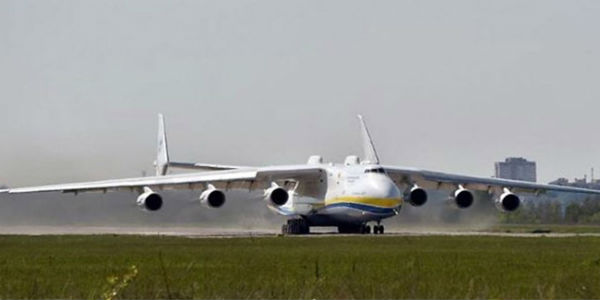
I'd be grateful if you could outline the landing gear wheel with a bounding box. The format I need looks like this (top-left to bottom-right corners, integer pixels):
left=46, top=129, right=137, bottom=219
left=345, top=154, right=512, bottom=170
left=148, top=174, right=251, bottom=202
left=373, top=225, right=385, bottom=234
left=359, top=225, right=371, bottom=234
left=283, top=219, right=310, bottom=235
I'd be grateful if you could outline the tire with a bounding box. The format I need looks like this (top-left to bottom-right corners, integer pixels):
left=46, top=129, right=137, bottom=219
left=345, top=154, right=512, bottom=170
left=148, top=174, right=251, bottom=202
left=360, top=225, right=366, bottom=234
left=285, top=219, right=310, bottom=235
left=374, top=225, right=385, bottom=234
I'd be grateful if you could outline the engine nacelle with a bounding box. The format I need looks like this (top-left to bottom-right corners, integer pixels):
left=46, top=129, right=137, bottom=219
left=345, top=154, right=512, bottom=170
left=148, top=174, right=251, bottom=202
left=452, top=186, right=474, bottom=208
left=407, top=185, right=427, bottom=206
left=495, top=189, right=521, bottom=212
left=136, top=188, right=163, bottom=211
left=264, top=184, right=289, bottom=206
left=199, top=186, right=226, bottom=208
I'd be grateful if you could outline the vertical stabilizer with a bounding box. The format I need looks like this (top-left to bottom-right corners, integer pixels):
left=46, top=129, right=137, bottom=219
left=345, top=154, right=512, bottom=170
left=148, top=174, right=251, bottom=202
left=155, top=114, right=170, bottom=176
left=357, top=115, right=380, bottom=164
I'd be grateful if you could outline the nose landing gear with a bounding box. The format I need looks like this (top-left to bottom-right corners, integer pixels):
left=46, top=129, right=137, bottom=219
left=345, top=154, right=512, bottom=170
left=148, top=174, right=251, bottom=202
left=373, top=224, right=385, bottom=234
left=373, top=220, right=385, bottom=234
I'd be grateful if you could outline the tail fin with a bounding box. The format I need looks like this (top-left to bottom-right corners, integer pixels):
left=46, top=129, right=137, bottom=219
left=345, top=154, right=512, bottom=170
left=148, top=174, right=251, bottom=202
left=357, top=115, right=380, bottom=164
left=155, top=114, right=169, bottom=176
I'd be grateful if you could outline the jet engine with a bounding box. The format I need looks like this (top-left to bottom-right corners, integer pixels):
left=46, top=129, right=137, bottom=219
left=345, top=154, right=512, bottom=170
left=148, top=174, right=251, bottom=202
left=264, top=184, right=289, bottom=206
left=495, top=189, right=521, bottom=212
left=137, top=187, right=163, bottom=211
left=407, top=185, right=427, bottom=206
left=199, top=186, right=226, bottom=208
left=452, top=186, right=474, bottom=208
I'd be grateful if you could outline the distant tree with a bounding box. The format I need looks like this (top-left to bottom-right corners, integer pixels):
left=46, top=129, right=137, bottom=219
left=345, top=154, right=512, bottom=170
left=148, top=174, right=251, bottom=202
left=582, top=211, right=600, bottom=224
left=501, top=200, right=539, bottom=224
left=501, top=195, right=600, bottom=225
left=564, top=203, right=582, bottom=224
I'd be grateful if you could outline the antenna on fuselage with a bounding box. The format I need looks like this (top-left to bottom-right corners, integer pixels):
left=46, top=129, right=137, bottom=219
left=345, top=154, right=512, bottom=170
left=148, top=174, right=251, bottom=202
left=357, top=115, right=380, bottom=165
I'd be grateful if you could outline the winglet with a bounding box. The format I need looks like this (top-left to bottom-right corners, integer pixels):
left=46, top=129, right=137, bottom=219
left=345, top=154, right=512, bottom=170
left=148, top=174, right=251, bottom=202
left=155, top=114, right=170, bottom=176
left=357, top=115, right=380, bottom=164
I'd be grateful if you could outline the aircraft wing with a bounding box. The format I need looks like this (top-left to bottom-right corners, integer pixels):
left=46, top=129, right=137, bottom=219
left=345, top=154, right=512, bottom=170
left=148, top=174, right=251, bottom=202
left=0, top=165, right=325, bottom=198
left=384, top=166, right=600, bottom=196
left=167, top=162, right=244, bottom=171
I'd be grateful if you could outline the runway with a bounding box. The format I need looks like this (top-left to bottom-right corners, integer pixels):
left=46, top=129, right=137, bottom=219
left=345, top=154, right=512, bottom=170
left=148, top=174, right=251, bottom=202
left=2, top=225, right=600, bottom=238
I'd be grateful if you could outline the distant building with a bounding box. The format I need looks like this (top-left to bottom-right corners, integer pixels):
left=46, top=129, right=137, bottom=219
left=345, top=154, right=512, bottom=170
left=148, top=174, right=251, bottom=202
left=549, top=176, right=600, bottom=190
left=495, top=157, right=537, bottom=182
left=549, top=178, right=569, bottom=186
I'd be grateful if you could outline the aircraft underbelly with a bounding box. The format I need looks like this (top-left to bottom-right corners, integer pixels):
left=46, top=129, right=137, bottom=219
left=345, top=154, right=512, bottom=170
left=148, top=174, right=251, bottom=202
left=305, top=204, right=398, bottom=225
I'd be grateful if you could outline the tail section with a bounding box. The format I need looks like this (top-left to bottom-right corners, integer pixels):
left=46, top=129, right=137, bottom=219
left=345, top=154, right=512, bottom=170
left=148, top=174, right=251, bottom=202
left=154, top=114, right=244, bottom=175
left=357, top=115, right=380, bottom=164
left=155, top=114, right=170, bottom=176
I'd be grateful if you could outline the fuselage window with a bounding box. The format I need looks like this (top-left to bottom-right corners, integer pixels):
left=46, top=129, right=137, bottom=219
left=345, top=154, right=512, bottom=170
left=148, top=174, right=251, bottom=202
left=365, top=168, right=386, bottom=174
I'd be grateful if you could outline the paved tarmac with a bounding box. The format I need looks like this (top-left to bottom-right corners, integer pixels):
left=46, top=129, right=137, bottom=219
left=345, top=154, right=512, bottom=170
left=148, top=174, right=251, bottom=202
left=2, top=225, right=600, bottom=238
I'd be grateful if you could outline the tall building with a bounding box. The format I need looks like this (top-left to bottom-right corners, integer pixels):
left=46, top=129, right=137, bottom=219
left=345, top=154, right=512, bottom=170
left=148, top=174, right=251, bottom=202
left=495, top=157, right=537, bottom=182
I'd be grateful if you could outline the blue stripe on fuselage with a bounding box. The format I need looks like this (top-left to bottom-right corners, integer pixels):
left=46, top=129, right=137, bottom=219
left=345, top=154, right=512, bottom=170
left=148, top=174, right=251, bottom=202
left=325, top=202, right=397, bottom=214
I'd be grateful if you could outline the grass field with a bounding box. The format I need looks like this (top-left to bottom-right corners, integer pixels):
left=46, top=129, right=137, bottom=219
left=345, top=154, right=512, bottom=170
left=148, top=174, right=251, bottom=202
left=2, top=235, right=600, bottom=299
left=491, top=223, right=600, bottom=233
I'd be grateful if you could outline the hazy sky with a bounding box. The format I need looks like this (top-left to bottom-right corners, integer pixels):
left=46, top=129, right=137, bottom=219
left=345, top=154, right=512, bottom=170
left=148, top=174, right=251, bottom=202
left=1, top=0, right=599, bottom=186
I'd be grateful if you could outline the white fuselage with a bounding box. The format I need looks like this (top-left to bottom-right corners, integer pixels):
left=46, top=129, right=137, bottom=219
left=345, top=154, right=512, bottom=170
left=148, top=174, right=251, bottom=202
left=274, top=163, right=403, bottom=225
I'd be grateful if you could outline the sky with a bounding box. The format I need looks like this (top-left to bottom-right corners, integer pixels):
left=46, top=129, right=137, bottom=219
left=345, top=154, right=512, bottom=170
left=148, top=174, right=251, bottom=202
left=1, top=0, right=600, bottom=187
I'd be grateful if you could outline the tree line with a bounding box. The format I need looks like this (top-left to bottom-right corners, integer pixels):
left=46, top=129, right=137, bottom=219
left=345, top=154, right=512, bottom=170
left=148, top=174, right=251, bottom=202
left=501, top=196, right=600, bottom=224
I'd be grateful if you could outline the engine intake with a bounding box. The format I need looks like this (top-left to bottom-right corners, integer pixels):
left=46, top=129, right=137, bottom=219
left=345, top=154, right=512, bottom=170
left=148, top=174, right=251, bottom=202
left=200, top=187, right=226, bottom=208
left=496, top=189, right=520, bottom=212
left=407, top=185, right=427, bottom=206
left=137, top=188, right=163, bottom=211
left=453, top=186, right=474, bottom=209
left=264, top=184, right=289, bottom=206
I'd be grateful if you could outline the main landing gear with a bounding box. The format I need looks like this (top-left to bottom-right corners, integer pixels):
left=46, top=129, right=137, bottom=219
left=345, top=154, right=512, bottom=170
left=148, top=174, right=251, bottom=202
left=281, top=218, right=310, bottom=235
left=281, top=219, right=385, bottom=235
left=337, top=223, right=385, bottom=234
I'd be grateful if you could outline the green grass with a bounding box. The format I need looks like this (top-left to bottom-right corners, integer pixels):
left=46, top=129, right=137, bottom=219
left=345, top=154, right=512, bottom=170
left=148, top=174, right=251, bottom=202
left=491, top=224, right=600, bottom=233
left=2, top=235, right=600, bottom=299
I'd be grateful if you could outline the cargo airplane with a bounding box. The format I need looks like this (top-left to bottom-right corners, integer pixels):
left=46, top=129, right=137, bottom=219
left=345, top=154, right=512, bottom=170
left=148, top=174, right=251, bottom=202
left=2, top=115, right=600, bottom=234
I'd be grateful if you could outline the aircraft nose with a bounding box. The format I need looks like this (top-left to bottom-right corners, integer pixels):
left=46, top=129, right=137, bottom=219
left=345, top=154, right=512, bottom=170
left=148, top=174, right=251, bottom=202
left=368, top=175, right=401, bottom=199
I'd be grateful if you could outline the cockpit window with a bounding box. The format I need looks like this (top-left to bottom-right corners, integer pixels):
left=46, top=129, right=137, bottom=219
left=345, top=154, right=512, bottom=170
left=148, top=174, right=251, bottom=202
left=365, top=168, right=386, bottom=174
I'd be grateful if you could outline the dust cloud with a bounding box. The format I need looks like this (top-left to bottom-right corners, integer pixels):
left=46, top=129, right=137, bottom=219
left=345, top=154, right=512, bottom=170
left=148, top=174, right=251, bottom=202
left=0, top=188, right=501, bottom=234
